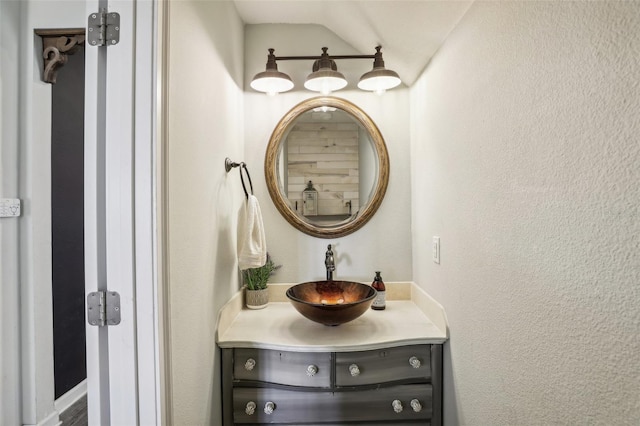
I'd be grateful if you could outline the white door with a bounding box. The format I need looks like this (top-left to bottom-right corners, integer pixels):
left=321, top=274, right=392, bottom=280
left=84, top=1, right=161, bottom=424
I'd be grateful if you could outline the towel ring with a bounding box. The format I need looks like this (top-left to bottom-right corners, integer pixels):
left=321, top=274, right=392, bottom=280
left=225, top=158, right=253, bottom=199
left=239, top=163, right=253, bottom=200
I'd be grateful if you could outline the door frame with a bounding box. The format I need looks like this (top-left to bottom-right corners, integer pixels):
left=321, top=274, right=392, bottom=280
left=84, top=0, right=167, bottom=424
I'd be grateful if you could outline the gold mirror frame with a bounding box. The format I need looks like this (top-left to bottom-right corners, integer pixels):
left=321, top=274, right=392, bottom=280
left=265, top=97, right=389, bottom=238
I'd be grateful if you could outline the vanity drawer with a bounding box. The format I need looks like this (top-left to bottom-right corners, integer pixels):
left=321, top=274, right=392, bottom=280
left=234, top=348, right=331, bottom=387
left=335, top=345, right=431, bottom=386
left=233, top=384, right=432, bottom=424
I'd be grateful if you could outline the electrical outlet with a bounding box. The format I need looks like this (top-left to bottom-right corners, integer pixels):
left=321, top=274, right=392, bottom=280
left=0, top=198, right=21, bottom=218
left=432, top=236, right=440, bottom=264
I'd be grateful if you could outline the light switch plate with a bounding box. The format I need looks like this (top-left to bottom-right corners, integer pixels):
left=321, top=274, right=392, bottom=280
left=432, top=236, right=440, bottom=264
left=0, top=198, right=21, bottom=217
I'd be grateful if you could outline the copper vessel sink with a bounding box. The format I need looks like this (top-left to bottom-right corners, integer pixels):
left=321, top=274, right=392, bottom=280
left=286, top=281, right=377, bottom=326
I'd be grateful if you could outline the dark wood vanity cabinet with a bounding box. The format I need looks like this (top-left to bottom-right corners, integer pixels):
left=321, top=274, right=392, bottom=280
left=221, top=344, right=443, bottom=425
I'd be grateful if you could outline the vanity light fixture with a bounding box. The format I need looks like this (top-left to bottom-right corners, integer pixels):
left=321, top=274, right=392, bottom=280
left=251, top=46, right=401, bottom=95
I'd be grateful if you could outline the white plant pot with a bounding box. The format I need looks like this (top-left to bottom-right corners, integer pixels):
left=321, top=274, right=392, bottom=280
left=245, top=288, right=269, bottom=309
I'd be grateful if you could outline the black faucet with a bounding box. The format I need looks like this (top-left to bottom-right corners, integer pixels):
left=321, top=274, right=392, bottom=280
left=325, top=244, right=335, bottom=281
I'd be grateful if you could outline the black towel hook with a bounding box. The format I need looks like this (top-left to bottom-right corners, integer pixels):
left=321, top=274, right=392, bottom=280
left=225, top=157, right=253, bottom=199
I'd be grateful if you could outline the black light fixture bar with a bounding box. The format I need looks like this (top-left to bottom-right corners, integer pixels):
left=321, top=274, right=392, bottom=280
left=273, top=53, right=376, bottom=61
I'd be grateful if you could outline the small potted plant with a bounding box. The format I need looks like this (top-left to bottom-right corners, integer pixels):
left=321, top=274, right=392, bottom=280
left=243, top=254, right=280, bottom=309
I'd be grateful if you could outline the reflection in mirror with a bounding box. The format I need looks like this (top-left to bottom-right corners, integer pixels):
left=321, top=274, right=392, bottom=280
left=265, top=97, right=389, bottom=238
left=281, top=108, right=377, bottom=226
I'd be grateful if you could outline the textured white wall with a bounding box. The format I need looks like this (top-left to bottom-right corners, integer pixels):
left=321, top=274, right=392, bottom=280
left=166, top=1, right=244, bottom=424
left=411, top=2, right=640, bottom=424
left=244, top=24, right=412, bottom=284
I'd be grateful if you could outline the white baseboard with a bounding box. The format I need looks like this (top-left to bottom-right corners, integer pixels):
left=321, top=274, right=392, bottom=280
left=54, top=378, right=87, bottom=414
left=34, top=409, right=61, bottom=426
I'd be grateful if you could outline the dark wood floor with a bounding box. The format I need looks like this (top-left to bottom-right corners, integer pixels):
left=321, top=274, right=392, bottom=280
left=59, top=395, right=88, bottom=426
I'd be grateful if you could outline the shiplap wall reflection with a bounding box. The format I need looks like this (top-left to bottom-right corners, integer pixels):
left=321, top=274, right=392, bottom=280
left=286, top=111, right=360, bottom=217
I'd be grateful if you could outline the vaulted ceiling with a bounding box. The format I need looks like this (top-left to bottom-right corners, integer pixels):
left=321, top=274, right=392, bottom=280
left=233, top=0, right=473, bottom=86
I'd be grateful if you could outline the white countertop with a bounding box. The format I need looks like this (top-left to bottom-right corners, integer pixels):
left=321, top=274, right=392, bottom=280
left=216, top=282, right=448, bottom=352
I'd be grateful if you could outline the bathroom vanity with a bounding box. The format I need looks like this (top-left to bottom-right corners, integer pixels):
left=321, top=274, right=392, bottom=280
left=217, top=283, right=448, bottom=425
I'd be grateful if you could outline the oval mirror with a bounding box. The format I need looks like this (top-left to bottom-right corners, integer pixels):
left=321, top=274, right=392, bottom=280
left=265, top=97, right=389, bottom=238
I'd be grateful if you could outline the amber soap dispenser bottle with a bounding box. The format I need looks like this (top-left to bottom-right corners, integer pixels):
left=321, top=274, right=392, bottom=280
left=371, top=271, right=386, bottom=310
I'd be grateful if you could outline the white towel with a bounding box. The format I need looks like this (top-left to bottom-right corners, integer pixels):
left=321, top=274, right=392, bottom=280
left=237, top=194, right=267, bottom=270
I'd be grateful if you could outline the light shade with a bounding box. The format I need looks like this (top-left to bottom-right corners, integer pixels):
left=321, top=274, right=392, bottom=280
left=357, top=68, right=401, bottom=94
left=250, top=70, right=294, bottom=95
left=250, top=48, right=294, bottom=95
left=304, top=69, right=348, bottom=94
left=304, top=48, right=348, bottom=94
left=357, top=46, right=401, bottom=94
